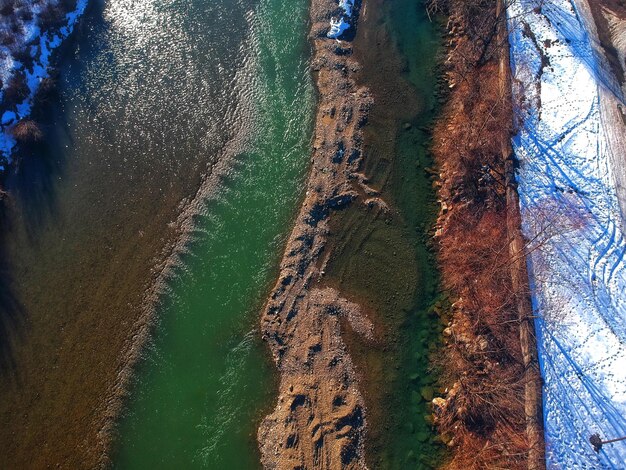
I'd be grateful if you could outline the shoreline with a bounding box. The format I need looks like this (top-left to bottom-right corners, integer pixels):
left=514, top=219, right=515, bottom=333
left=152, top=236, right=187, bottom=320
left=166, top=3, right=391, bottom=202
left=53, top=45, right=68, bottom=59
left=326, top=0, right=447, bottom=466
left=430, top=0, right=624, bottom=467
left=256, top=0, right=374, bottom=466
left=257, top=0, right=448, bottom=467
left=0, top=0, right=88, bottom=164
left=428, top=0, right=545, bottom=467
left=93, top=53, right=262, bottom=468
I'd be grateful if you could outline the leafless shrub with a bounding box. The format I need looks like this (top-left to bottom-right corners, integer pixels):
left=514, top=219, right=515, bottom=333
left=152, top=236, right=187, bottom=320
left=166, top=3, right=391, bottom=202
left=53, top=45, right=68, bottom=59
left=0, top=0, right=16, bottom=17
left=33, top=76, right=57, bottom=107
left=11, top=119, right=43, bottom=143
left=39, top=3, right=66, bottom=30
left=3, top=71, right=29, bottom=106
left=18, top=6, right=32, bottom=22
left=430, top=0, right=534, bottom=468
left=10, top=17, right=23, bottom=35
left=427, top=0, right=451, bottom=15
left=10, top=42, right=34, bottom=66
left=58, top=0, right=77, bottom=13
left=0, top=31, right=16, bottom=46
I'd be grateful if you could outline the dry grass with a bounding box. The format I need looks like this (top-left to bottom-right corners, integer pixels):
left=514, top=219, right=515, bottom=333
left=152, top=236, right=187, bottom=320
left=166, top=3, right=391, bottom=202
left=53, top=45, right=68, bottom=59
left=0, top=31, right=16, bottom=46
left=59, top=0, right=78, bottom=13
left=32, top=76, right=57, bottom=107
left=0, top=0, right=16, bottom=17
left=39, top=3, right=66, bottom=30
left=11, top=119, right=43, bottom=143
left=429, top=0, right=532, bottom=468
left=3, top=70, right=29, bottom=106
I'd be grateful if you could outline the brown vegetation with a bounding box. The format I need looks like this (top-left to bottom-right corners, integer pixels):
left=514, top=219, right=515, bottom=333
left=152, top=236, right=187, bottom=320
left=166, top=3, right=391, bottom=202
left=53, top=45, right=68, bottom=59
left=32, top=75, right=57, bottom=107
left=257, top=0, right=372, bottom=468
left=3, top=70, right=29, bottom=107
left=10, top=119, right=43, bottom=143
left=59, top=0, right=78, bottom=13
left=428, top=0, right=544, bottom=468
left=39, top=3, right=67, bottom=30
left=0, top=0, right=18, bottom=17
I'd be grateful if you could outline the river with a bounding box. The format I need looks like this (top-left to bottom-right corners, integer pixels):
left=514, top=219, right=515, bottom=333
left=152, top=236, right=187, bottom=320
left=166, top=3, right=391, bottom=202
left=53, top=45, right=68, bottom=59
left=0, top=0, right=445, bottom=467
left=0, top=0, right=314, bottom=467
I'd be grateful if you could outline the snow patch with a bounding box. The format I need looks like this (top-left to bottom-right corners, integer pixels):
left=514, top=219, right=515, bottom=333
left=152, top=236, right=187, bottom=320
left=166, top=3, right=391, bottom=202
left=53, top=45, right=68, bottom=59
left=327, top=0, right=355, bottom=39
left=327, top=17, right=350, bottom=39
left=0, top=0, right=88, bottom=163
left=509, top=0, right=626, bottom=467
left=339, top=0, right=354, bottom=18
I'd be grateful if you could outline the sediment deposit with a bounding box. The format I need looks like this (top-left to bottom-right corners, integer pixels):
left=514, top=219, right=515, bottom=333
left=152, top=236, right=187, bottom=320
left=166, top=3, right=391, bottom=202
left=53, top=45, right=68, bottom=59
left=257, top=0, right=375, bottom=467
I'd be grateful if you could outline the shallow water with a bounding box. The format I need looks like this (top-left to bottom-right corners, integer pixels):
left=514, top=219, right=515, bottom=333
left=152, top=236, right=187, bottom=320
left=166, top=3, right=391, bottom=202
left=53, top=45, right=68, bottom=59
left=110, top=0, right=315, bottom=467
left=0, top=0, right=313, bottom=467
left=324, top=0, right=445, bottom=467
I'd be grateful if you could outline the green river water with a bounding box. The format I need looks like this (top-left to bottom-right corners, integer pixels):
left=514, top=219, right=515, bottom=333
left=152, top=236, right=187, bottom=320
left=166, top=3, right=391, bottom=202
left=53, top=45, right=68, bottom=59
left=111, top=0, right=315, bottom=468
left=0, top=0, right=444, bottom=467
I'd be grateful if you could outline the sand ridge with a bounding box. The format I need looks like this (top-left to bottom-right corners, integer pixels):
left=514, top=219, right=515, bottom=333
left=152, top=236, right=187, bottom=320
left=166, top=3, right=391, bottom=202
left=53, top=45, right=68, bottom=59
left=257, top=0, right=376, bottom=467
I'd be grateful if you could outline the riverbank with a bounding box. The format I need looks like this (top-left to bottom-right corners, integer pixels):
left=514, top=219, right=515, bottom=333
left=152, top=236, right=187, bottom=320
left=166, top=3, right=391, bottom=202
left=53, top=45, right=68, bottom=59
left=257, top=0, right=447, bottom=468
left=427, top=0, right=544, bottom=468
left=330, top=0, right=447, bottom=467
left=256, top=0, right=372, bottom=467
left=0, top=0, right=88, bottom=163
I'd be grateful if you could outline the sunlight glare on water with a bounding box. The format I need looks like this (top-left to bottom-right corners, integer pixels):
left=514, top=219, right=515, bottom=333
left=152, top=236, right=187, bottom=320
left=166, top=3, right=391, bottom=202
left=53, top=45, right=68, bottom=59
left=110, top=0, right=315, bottom=467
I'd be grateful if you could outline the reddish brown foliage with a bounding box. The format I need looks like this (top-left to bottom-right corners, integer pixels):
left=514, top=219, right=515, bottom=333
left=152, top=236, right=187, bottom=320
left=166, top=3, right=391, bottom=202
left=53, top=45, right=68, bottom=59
left=0, top=0, right=16, bottom=16
left=39, top=3, right=66, bottom=30
left=430, top=0, right=531, bottom=468
left=11, top=119, right=43, bottom=143
left=3, top=70, right=29, bottom=107
left=58, top=0, right=78, bottom=13
left=0, top=31, right=15, bottom=46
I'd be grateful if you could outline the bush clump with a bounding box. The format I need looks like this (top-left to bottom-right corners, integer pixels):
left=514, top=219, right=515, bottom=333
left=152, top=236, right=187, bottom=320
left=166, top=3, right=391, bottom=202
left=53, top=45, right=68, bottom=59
left=0, top=0, right=16, bottom=17
left=11, top=119, right=43, bottom=143
left=39, top=3, right=66, bottom=30
left=428, top=0, right=539, bottom=468
left=3, top=71, right=29, bottom=107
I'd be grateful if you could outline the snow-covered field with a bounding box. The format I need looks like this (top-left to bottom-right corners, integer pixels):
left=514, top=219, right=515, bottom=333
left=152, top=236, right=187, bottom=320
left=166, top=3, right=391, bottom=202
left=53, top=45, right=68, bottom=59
left=509, top=0, right=626, bottom=467
left=0, top=0, right=87, bottom=166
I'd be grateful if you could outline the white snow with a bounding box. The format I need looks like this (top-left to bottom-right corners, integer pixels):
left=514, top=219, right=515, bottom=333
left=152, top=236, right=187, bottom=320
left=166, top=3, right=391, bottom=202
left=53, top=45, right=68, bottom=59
left=327, top=17, right=350, bottom=39
left=339, top=0, right=354, bottom=18
left=326, top=0, right=355, bottom=39
left=508, top=0, right=626, bottom=467
left=0, top=0, right=88, bottom=163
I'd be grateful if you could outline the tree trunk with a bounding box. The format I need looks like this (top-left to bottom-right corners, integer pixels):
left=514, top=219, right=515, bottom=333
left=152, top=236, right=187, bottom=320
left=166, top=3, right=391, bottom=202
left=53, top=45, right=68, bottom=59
left=496, top=1, right=546, bottom=469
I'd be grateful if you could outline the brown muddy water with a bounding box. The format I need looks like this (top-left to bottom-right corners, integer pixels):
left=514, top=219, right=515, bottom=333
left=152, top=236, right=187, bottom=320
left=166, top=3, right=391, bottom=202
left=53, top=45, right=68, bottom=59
left=0, top=0, right=310, bottom=467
